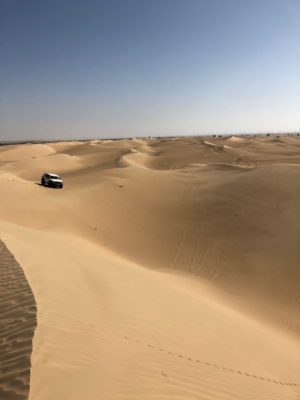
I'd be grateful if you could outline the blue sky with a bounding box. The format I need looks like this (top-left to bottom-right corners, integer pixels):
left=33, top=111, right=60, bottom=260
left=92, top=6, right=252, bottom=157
left=1, top=0, right=299, bottom=140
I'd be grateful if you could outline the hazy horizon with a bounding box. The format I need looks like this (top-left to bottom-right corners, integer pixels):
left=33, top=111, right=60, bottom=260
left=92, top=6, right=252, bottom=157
left=1, top=0, right=300, bottom=141
left=1, top=131, right=300, bottom=145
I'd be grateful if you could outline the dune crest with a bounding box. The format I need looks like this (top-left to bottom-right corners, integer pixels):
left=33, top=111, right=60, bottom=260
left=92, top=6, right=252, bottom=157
left=0, top=240, right=37, bottom=400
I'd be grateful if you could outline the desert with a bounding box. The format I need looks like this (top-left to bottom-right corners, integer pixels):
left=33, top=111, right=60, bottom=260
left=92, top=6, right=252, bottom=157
left=0, top=135, right=299, bottom=399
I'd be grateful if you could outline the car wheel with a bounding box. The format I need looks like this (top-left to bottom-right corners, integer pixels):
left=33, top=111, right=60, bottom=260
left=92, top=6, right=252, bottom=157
left=41, top=177, right=45, bottom=186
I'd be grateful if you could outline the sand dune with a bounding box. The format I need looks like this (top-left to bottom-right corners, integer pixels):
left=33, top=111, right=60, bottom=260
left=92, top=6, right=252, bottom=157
left=0, top=135, right=299, bottom=399
left=0, top=240, right=37, bottom=400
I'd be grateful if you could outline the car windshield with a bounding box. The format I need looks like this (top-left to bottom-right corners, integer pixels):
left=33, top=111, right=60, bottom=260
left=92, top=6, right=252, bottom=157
left=49, top=175, right=60, bottom=179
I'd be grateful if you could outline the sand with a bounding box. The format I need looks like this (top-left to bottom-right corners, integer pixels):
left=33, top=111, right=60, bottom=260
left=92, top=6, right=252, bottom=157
left=0, top=135, right=299, bottom=399
left=0, top=240, right=36, bottom=399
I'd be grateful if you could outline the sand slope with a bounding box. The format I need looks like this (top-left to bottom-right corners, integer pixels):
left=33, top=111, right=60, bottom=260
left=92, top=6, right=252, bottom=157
left=0, top=240, right=37, bottom=400
left=0, top=136, right=299, bottom=399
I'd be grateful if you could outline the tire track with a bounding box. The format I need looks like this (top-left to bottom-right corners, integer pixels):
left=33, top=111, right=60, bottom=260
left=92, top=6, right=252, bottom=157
left=169, top=222, right=191, bottom=270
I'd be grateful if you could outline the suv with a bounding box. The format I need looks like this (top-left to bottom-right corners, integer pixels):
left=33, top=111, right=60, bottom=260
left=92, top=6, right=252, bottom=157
left=41, top=173, right=64, bottom=189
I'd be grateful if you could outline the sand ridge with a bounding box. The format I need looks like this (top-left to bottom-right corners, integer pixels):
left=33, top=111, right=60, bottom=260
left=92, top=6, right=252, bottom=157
left=0, top=240, right=37, bottom=400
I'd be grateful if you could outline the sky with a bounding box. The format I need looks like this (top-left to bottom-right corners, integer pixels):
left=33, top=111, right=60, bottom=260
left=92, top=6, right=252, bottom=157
left=0, top=0, right=299, bottom=141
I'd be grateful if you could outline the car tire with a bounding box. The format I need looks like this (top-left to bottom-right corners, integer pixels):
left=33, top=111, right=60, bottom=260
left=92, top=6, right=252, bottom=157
left=41, top=177, right=45, bottom=186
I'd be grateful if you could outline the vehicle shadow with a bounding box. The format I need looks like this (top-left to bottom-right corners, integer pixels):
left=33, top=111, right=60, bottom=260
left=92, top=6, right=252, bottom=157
left=35, top=183, right=61, bottom=189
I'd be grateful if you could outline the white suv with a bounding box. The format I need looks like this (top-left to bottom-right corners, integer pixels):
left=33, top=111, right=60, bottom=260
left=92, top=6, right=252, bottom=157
left=41, top=173, right=64, bottom=189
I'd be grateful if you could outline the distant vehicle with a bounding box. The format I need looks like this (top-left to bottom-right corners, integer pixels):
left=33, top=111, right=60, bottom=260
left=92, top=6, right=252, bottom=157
left=41, top=173, right=63, bottom=189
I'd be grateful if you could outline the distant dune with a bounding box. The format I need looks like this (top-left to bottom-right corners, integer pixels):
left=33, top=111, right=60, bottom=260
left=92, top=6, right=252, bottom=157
left=0, top=135, right=299, bottom=399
